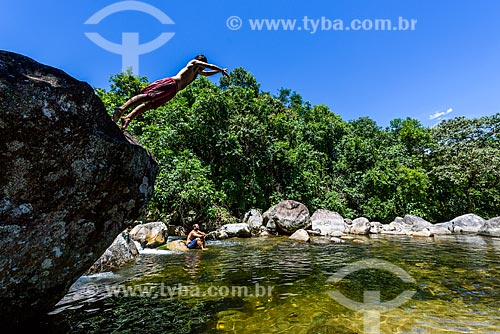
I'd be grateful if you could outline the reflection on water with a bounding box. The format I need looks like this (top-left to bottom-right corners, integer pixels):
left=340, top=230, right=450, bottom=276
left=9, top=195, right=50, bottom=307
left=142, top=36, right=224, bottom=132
left=47, top=235, right=500, bottom=333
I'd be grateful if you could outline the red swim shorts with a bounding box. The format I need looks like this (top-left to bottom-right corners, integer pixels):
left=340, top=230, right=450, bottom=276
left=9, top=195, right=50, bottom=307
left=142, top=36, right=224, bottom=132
left=141, top=77, right=178, bottom=109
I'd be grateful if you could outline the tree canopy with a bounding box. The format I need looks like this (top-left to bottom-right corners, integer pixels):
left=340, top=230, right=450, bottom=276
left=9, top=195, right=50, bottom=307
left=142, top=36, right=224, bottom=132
left=96, top=69, right=500, bottom=229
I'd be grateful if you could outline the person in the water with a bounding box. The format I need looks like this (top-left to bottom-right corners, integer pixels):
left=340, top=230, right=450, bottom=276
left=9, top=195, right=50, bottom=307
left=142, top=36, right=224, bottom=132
left=186, top=224, right=208, bottom=250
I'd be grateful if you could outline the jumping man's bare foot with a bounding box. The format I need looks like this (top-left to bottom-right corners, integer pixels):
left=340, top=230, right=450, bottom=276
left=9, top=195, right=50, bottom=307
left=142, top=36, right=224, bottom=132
left=120, top=117, right=131, bottom=131
left=114, top=107, right=126, bottom=123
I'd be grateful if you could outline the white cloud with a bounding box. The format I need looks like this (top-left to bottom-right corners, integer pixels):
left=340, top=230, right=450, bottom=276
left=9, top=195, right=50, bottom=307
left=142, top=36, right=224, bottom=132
left=429, top=108, right=453, bottom=120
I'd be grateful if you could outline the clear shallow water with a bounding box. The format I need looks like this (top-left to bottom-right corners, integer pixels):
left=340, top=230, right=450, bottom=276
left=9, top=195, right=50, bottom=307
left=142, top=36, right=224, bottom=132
left=46, top=235, right=500, bottom=333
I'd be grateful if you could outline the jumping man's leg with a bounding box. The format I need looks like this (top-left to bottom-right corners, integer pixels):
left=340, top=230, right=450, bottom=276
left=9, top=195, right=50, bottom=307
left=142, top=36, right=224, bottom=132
left=113, top=94, right=149, bottom=123
left=120, top=102, right=155, bottom=130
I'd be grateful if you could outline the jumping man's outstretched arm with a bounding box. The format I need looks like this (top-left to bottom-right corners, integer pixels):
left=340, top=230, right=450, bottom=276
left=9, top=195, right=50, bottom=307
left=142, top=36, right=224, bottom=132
left=199, top=70, right=220, bottom=76
left=194, top=60, right=230, bottom=77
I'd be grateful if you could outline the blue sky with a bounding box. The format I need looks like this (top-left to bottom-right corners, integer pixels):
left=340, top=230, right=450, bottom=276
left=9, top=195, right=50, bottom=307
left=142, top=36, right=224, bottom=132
left=2, top=0, right=500, bottom=127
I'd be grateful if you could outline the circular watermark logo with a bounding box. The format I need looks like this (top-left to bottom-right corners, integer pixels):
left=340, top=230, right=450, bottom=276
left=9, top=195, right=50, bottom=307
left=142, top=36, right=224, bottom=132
left=84, top=1, right=175, bottom=74
left=327, top=259, right=416, bottom=334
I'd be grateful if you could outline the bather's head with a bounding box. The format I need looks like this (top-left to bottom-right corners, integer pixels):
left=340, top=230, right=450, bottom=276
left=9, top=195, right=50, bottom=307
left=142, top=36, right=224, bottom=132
left=194, top=54, right=207, bottom=63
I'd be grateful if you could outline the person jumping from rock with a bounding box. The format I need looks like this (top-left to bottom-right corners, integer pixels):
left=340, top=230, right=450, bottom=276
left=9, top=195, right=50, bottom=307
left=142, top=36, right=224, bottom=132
left=186, top=224, right=208, bottom=250
left=113, top=54, right=229, bottom=130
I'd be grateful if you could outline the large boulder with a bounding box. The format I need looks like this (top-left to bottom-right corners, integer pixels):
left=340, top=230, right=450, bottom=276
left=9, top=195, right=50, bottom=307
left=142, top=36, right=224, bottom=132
left=349, top=217, right=371, bottom=235
left=130, top=221, right=168, bottom=248
left=0, top=51, right=158, bottom=325
left=370, top=221, right=383, bottom=234
left=206, top=229, right=229, bottom=240
left=403, top=215, right=433, bottom=231
left=221, top=223, right=252, bottom=238
left=85, top=230, right=139, bottom=275
left=478, top=217, right=500, bottom=237
left=310, top=209, right=346, bottom=236
left=263, top=200, right=310, bottom=235
left=429, top=222, right=453, bottom=235
left=242, top=209, right=263, bottom=235
left=381, top=217, right=411, bottom=235
left=449, top=214, right=486, bottom=234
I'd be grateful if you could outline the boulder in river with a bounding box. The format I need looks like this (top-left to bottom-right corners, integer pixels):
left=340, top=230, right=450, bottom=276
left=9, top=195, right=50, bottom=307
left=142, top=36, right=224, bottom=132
left=429, top=222, right=453, bottom=235
left=221, top=223, right=252, bottom=238
left=403, top=215, right=433, bottom=231
left=370, top=221, right=383, bottom=234
left=0, top=50, right=158, bottom=325
left=242, top=209, right=263, bottom=235
left=449, top=214, right=486, bottom=234
left=166, top=240, right=189, bottom=252
left=381, top=217, right=411, bottom=235
left=309, top=209, right=346, bottom=236
left=478, top=217, right=500, bottom=237
left=289, top=229, right=310, bottom=242
left=349, top=217, right=371, bottom=235
left=85, top=230, right=139, bottom=275
left=130, top=221, right=168, bottom=248
left=263, top=200, right=310, bottom=235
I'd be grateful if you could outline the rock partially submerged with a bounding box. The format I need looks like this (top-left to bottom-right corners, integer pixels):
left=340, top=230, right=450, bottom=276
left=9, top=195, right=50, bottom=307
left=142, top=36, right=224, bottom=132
left=449, top=214, right=486, bottom=234
left=0, top=51, right=158, bottom=325
left=478, top=217, right=500, bottom=237
left=221, top=223, right=252, bottom=238
left=289, top=229, right=310, bottom=242
left=166, top=240, right=189, bottom=252
left=263, top=200, right=310, bottom=235
left=243, top=209, right=263, bottom=235
left=130, top=221, right=168, bottom=248
left=309, top=209, right=346, bottom=236
left=85, top=230, right=139, bottom=275
left=349, top=217, right=371, bottom=235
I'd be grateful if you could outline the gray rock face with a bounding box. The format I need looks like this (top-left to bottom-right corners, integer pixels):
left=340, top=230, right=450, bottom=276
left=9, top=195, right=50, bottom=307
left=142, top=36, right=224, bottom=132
left=370, top=222, right=383, bottom=234
left=263, top=200, right=310, bottom=235
left=289, top=229, right=310, bottom=242
left=381, top=218, right=410, bottom=235
left=242, top=209, right=263, bottom=235
left=349, top=217, right=371, bottom=235
left=130, top=221, right=168, bottom=248
left=310, top=209, right=346, bottom=236
left=403, top=215, right=433, bottom=231
left=449, top=214, right=486, bottom=234
left=206, top=229, right=229, bottom=240
left=0, top=51, right=158, bottom=324
left=429, top=222, right=453, bottom=235
left=221, top=223, right=251, bottom=238
left=478, top=217, right=500, bottom=237
left=85, top=230, right=139, bottom=275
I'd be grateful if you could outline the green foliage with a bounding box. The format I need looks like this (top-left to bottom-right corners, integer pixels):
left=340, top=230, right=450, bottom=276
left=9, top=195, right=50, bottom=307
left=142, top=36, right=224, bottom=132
left=96, top=68, right=148, bottom=116
left=96, top=69, right=500, bottom=227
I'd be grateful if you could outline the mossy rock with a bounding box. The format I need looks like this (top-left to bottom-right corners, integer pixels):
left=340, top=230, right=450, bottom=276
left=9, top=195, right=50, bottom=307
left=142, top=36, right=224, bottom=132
left=160, top=240, right=189, bottom=252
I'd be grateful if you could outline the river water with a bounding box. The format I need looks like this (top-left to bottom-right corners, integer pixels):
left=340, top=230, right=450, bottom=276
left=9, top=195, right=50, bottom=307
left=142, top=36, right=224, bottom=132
left=46, top=234, right=500, bottom=333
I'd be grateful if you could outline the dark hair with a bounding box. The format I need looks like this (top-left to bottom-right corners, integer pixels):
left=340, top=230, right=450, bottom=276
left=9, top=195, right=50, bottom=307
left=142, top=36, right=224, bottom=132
left=194, top=54, right=207, bottom=63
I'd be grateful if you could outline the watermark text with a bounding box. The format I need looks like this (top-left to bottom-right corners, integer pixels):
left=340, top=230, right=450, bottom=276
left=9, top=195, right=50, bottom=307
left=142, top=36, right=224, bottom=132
left=227, top=16, right=418, bottom=33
